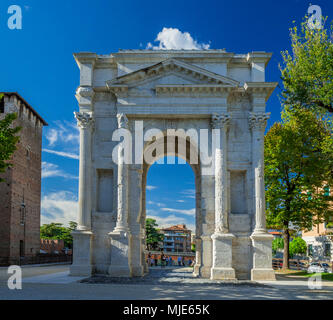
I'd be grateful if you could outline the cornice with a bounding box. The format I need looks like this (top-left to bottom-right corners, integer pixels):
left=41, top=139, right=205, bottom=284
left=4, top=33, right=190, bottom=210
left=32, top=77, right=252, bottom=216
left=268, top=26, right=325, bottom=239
left=246, top=52, right=273, bottom=67
left=244, top=82, right=278, bottom=101
left=155, top=85, right=233, bottom=96
left=73, top=52, right=98, bottom=67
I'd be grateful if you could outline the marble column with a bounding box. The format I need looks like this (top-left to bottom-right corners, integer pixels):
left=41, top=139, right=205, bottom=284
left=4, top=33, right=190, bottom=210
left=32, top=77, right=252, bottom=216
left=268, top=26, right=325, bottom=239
left=70, top=111, right=94, bottom=276
left=128, top=166, right=144, bottom=277
left=249, top=112, right=275, bottom=281
left=108, top=113, right=131, bottom=277
left=210, top=113, right=236, bottom=280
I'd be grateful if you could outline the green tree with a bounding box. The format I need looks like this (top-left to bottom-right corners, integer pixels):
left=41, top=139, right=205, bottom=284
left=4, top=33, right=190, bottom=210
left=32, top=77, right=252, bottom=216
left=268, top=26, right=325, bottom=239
left=289, top=237, right=307, bottom=258
left=265, top=109, right=333, bottom=270
left=280, top=17, right=333, bottom=114
left=272, top=238, right=284, bottom=255
left=40, top=222, right=77, bottom=248
left=0, top=94, right=21, bottom=182
left=145, top=218, right=164, bottom=251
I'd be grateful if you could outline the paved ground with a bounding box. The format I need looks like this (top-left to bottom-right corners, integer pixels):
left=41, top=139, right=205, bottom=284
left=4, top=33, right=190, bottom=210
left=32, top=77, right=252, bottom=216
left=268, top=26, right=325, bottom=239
left=0, top=265, right=332, bottom=300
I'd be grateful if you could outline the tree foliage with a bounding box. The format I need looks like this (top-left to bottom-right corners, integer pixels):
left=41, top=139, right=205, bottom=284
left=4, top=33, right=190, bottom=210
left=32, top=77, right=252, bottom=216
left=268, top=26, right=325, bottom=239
left=289, top=237, right=307, bottom=257
left=40, top=222, right=77, bottom=248
left=265, top=109, right=333, bottom=269
left=0, top=94, right=21, bottom=182
left=280, top=18, right=333, bottom=114
left=145, top=218, right=164, bottom=251
left=272, top=238, right=284, bottom=255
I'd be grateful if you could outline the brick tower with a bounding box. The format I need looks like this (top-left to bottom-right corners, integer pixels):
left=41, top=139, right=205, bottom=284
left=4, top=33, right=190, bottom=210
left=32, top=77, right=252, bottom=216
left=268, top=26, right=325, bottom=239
left=0, top=93, right=47, bottom=265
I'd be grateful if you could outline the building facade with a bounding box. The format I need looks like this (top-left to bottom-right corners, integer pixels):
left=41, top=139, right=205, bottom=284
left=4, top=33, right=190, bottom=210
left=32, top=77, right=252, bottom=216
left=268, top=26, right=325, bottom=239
left=0, top=93, right=47, bottom=265
left=70, top=49, right=277, bottom=280
left=161, top=224, right=192, bottom=253
left=302, top=223, right=333, bottom=262
left=302, top=187, right=333, bottom=261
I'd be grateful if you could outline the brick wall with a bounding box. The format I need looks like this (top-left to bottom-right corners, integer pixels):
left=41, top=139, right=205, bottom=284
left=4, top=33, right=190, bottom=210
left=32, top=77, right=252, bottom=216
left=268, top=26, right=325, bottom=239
left=0, top=93, right=46, bottom=265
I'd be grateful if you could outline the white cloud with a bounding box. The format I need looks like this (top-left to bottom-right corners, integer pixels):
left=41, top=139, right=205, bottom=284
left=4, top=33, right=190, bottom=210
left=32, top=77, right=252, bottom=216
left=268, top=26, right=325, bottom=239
left=146, top=185, right=157, bottom=191
left=44, top=121, right=80, bottom=159
left=147, top=214, right=195, bottom=232
left=147, top=214, right=186, bottom=227
left=42, top=162, right=78, bottom=180
left=147, top=200, right=165, bottom=207
left=161, top=207, right=195, bottom=216
left=147, top=27, right=210, bottom=50
left=181, top=189, right=196, bottom=199
left=176, top=200, right=185, bottom=203
left=45, top=121, right=79, bottom=146
left=46, top=129, right=58, bottom=146
left=43, top=148, right=79, bottom=160
left=41, top=191, right=78, bottom=226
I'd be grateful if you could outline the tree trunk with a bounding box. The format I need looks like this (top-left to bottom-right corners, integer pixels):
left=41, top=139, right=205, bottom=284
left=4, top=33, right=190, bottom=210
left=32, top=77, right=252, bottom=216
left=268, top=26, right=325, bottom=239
left=283, top=227, right=290, bottom=270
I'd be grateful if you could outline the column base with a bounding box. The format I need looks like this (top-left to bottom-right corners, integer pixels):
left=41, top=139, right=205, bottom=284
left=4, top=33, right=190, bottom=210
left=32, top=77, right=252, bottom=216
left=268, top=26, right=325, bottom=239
left=193, top=264, right=200, bottom=277
left=251, top=268, right=276, bottom=281
left=211, top=267, right=236, bottom=280
left=210, top=232, right=236, bottom=280
left=143, top=260, right=149, bottom=273
left=108, top=230, right=131, bottom=277
left=70, top=230, right=93, bottom=277
left=108, top=265, right=131, bottom=277
left=200, top=266, right=212, bottom=278
left=250, top=232, right=276, bottom=281
left=131, top=265, right=144, bottom=277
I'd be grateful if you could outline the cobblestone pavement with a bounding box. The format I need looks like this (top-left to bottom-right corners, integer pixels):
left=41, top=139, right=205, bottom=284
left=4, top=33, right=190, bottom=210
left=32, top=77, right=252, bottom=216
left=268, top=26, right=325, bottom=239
left=81, top=267, right=265, bottom=287
left=0, top=265, right=332, bottom=300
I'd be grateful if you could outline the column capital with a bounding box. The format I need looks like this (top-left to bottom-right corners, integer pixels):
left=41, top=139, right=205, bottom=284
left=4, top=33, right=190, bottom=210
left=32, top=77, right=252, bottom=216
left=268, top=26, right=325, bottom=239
left=211, top=113, right=231, bottom=130
left=74, top=111, right=94, bottom=129
left=249, top=112, right=270, bottom=131
left=117, top=113, right=129, bottom=129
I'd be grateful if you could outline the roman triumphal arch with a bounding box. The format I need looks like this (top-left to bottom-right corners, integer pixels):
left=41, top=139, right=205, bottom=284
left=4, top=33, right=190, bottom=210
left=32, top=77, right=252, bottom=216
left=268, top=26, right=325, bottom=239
left=70, top=49, right=277, bottom=280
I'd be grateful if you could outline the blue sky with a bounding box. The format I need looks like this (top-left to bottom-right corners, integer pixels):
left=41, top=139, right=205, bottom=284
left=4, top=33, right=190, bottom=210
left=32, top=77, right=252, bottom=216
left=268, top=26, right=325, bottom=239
left=0, top=0, right=332, bottom=231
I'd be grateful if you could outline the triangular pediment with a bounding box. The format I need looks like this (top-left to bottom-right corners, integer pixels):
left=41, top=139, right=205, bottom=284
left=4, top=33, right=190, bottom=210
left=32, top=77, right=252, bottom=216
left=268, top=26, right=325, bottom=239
left=106, top=58, right=239, bottom=94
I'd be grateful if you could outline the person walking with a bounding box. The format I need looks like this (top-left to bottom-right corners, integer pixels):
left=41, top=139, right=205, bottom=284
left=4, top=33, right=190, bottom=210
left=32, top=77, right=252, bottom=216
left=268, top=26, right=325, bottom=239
left=178, top=256, right=182, bottom=266
left=161, top=253, right=166, bottom=267
left=147, top=252, right=151, bottom=267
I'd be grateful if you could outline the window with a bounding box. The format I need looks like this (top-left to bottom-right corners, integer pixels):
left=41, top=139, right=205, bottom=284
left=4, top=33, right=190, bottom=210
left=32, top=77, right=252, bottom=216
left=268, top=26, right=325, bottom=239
left=308, top=244, right=313, bottom=256
left=20, top=204, right=26, bottom=225
left=26, top=147, right=31, bottom=159
left=324, top=243, right=331, bottom=257
left=19, top=240, right=25, bottom=257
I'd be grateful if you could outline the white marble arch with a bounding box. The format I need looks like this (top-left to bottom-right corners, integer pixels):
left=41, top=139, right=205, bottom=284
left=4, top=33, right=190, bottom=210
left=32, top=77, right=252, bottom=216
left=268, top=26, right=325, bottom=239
left=70, top=49, right=277, bottom=280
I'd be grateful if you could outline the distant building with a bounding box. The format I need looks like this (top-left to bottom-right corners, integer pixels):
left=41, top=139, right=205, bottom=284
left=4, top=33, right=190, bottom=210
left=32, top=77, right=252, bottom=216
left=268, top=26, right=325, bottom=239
left=0, top=93, right=47, bottom=265
left=302, top=186, right=333, bottom=261
left=40, top=239, right=65, bottom=254
left=268, top=230, right=283, bottom=239
left=161, top=224, right=192, bottom=253
left=302, top=222, right=333, bottom=261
